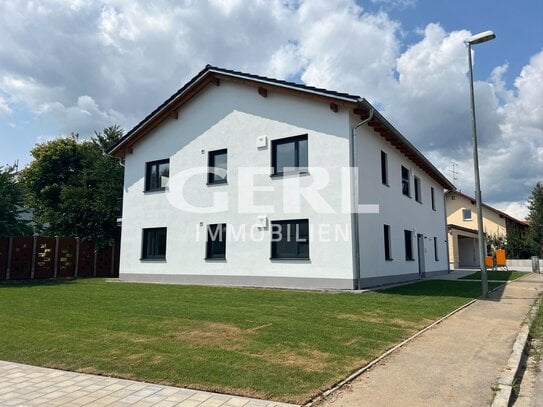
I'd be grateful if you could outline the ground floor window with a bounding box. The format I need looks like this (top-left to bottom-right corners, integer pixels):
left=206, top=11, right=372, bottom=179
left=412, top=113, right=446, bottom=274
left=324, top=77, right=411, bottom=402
left=271, top=219, right=309, bottom=259
left=206, top=223, right=226, bottom=259
left=434, top=237, right=439, bottom=261
left=384, top=224, right=392, bottom=260
left=404, top=230, right=414, bottom=261
left=142, top=228, right=167, bottom=260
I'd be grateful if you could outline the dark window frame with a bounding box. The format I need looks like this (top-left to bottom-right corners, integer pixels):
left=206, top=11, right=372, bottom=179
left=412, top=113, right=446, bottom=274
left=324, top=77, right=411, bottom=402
left=270, top=219, right=310, bottom=260
left=141, top=227, right=167, bottom=260
left=384, top=224, right=392, bottom=260
left=207, top=149, right=228, bottom=185
left=401, top=166, right=410, bottom=197
left=206, top=223, right=226, bottom=260
left=381, top=151, right=389, bottom=186
left=414, top=176, right=422, bottom=203
left=145, top=159, right=170, bottom=192
left=404, top=230, right=414, bottom=261
left=431, top=187, right=436, bottom=211
left=271, top=134, right=308, bottom=176
left=434, top=237, right=439, bottom=261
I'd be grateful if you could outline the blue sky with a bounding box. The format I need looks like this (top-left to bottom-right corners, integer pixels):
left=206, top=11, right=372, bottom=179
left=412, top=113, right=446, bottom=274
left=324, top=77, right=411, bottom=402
left=0, top=0, right=541, bottom=218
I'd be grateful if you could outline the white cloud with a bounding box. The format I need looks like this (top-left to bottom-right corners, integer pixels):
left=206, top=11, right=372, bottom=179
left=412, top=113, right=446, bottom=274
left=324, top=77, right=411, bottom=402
left=0, top=0, right=541, bottom=218
left=0, top=95, right=11, bottom=117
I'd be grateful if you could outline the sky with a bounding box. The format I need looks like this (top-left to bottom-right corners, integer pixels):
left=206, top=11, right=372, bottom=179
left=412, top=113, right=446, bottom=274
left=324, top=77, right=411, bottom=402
left=0, top=0, right=542, bottom=220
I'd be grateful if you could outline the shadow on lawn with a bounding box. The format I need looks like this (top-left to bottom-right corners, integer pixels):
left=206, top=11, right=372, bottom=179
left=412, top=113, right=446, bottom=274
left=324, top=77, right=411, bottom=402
left=0, top=278, right=79, bottom=289
left=379, top=279, right=506, bottom=301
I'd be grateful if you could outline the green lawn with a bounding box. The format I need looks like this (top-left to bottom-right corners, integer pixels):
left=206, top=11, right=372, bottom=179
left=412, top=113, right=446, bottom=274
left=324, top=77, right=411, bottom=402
left=0, top=278, right=499, bottom=403
left=459, top=270, right=527, bottom=281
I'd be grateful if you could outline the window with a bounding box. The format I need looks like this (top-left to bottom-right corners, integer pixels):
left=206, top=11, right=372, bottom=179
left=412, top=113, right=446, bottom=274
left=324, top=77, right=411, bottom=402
left=401, top=166, right=410, bottom=197
left=145, top=159, right=170, bottom=191
left=384, top=225, right=392, bottom=260
left=141, top=228, right=167, bottom=260
left=462, top=209, right=472, bottom=221
left=414, top=176, right=422, bottom=203
left=381, top=151, right=388, bottom=185
left=431, top=187, right=436, bottom=210
left=206, top=224, right=226, bottom=259
left=208, top=149, right=227, bottom=184
left=434, top=237, right=439, bottom=261
left=272, top=135, right=308, bottom=176
left=271, top=219, right=309, bottom=259
left=404, top=230, right=414, bottom=261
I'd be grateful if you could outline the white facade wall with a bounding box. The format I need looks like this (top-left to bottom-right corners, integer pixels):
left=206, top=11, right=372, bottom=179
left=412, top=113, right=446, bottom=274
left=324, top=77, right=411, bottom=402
left=353, top=120, right=449, bottom=286
left=119, top=81, right=356, bottom=289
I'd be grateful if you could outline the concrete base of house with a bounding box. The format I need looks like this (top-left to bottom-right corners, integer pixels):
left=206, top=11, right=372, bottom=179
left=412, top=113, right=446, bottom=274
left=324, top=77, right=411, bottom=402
left=359, top=269, right=449, bottom=289
left=120, top=269, right=450, bottom=290
left=120, top=273, right=355, bottom=290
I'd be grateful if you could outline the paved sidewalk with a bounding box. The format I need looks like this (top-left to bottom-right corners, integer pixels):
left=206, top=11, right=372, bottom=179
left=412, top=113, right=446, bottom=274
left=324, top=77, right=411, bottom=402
left=0, top=360, right=296, bottom=407
left=319, top=273, right=543, bottom=407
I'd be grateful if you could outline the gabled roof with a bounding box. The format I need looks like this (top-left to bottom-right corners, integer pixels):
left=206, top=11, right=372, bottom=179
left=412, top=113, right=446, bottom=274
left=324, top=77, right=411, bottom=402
left=109, top=65, right=454, bottom=190
left=445, top=190, right=528, bottom=226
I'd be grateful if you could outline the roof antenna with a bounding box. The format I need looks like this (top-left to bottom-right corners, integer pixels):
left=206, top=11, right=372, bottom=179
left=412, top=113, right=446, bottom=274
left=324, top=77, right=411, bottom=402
left=448, top=161, right=459, bottom=189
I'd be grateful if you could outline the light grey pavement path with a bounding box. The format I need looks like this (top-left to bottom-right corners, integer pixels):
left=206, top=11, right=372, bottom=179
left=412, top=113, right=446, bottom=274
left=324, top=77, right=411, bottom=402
left=319, top=273, right=543, bottom=407
left=0, top=360, right=297, bottom=407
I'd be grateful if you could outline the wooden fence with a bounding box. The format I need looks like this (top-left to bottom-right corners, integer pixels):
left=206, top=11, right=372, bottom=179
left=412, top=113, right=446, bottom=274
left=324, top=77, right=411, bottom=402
left=0, top=236, right=119, bottom=281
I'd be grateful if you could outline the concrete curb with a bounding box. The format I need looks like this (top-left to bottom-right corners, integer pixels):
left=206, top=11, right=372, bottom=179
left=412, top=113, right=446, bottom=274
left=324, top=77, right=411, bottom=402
left=491, top=293, right=542, bottom=407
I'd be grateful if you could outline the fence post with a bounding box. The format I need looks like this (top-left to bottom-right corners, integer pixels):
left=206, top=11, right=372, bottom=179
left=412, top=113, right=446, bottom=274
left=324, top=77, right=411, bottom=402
left=93, top=243, right=98, bottom=277
left=30, top=236, right=37, bottom=280
left=6, top=237, right=13, bottom=281
left=74, top=238, right=80, bottom=278
left=110, top=240, right=115, bottom=276
left=53, top=237, right=59, bottom=278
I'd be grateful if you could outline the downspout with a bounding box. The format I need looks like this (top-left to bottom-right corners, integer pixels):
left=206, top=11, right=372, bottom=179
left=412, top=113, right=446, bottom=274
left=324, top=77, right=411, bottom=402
left=350, top=104, right=374, bottom=290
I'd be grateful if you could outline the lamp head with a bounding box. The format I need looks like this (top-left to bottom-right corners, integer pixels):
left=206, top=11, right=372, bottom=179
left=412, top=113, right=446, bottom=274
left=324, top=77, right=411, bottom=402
left=466, top=30, right=496, bottom=45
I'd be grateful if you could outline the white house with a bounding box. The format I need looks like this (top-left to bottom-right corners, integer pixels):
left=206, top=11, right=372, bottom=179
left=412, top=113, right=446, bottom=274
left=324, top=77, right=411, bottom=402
left=109, top=65, right=454, bottom=290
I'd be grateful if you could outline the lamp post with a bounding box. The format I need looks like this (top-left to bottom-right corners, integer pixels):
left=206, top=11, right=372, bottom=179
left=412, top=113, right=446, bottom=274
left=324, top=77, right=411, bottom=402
left=465, top=30, right=496, bottom=297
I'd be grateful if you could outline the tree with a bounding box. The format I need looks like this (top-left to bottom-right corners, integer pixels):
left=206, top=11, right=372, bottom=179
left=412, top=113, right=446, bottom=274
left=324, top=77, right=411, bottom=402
left=21, top=126, right=124, bottom=246
left=526, top=182, right=543, bottom=257
left=0, top=165, right=33, bottom=238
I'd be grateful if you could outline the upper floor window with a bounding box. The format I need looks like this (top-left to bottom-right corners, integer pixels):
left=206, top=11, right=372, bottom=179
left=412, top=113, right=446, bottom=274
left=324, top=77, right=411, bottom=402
left=404, top=230, right=414, bottom=261
left=414, top=176, right=422, bottom=203
left=271, top=219, right=309, bottom=259
left=208, top=149, right=228, bottom=184
left=145, top=159, right=169, bottom=191
left=272, top=135, right=308, bottom=176
left=381, top=151, right=388, bottom=185
left=462, top=209, right=472, bottom=221
left=142, top=227, right=167, bottom=260
left=401, top=166, right=410, bottom=197
left=431, top=187, right=436, bottom=210
left=206, top=223, right=226, bottom=259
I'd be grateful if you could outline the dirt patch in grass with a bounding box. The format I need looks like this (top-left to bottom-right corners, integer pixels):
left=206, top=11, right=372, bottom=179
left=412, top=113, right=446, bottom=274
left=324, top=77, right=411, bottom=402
left=336, top=313, right=431, bottom=329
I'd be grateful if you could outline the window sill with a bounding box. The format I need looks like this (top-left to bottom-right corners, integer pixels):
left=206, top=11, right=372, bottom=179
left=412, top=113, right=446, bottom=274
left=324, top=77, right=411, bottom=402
left=385, top=258, right=394, bottom=261
left=205, top=257, right=226, bottom=261
left=206, top=180, right=228, bottom=186
left=270, top=257, right=310, bottom=261
left=382, top=183, right=390, bottom=187
left=140, top=258, right=166, bottom=262
left=270, top=170, right=310, bottom=179
left=406, top=259, right=415, bottom=262
left=416, top=200, right=422, bottom=204
left=144, top=188, right=167, bottom=194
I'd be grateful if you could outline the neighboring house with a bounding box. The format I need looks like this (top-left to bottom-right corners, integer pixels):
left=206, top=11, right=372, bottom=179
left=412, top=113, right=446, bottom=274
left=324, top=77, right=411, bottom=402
left=109, top=65, right=454, bottom=290
left=445, top=191, right=528, bottom=269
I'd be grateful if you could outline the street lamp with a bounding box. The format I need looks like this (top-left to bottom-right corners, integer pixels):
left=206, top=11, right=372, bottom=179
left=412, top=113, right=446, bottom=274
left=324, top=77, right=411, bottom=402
left=465, top=30, right=496, bottom=297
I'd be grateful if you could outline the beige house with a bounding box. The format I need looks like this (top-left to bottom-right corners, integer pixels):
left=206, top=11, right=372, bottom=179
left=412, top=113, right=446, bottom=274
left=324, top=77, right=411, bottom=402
left=445, top=191, right=527, bottom=269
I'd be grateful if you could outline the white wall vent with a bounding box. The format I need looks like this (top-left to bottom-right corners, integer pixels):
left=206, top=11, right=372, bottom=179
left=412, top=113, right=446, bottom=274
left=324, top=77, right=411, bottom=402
left=256, top=135, right=268, bottom=149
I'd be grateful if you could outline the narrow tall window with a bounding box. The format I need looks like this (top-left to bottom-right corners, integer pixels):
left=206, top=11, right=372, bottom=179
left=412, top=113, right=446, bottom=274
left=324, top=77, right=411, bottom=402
left=271, top=219, right=309, bottom=259
left=462, top=209, right=472, bottom=221
left=145, top=159, right=170, bottom=191
left=381, top=151, right=388, bottom=185
left=401, top=166, right=410, bottom=197
left=208, top=149, right=228, bottom=184
left=414, top=176, right=422, bottom=203
left=431, top=187, right=436, bottom=210
left=272, top=135, right=308, bottom=175
left=434, top=237, right=439, bottom=261
left=206, top=224, right=226, bottom=259
left=404, top=230, right=414, bottom=261
left=384, top=224, right=392, bottom=260
left=142, top=228, right=167, bottom=260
